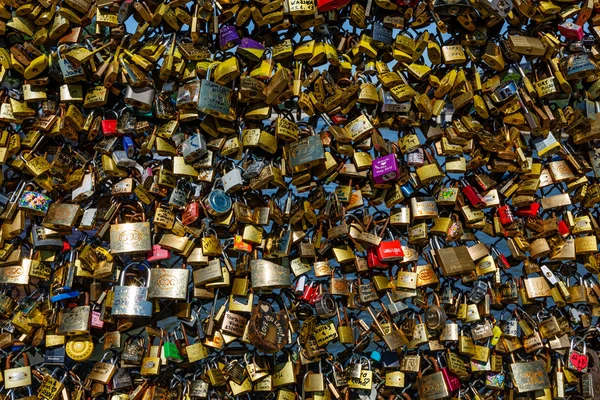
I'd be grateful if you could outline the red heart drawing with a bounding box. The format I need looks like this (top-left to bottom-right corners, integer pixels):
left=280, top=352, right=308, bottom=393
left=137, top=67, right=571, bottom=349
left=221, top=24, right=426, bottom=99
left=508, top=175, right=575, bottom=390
left=570, top=352, right=589, bottom=371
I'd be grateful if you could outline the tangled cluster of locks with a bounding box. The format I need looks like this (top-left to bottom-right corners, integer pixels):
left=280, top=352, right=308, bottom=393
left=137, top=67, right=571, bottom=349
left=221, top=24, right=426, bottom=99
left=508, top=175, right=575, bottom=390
left=2, top=0, right=600, bottom=398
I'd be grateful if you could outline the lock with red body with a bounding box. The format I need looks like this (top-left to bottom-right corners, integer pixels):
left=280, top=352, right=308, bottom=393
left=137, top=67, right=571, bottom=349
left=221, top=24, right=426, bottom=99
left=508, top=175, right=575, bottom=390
left=376, top=228, right=404, bottom=262
left=460, top=178, right=487, bottom=208
left=317, top=0, right=351, bottom=12
left=559, top=22, right=584, bottom=40
left=497, top=201, right=514, bottom=225
left=101, top=110, right=118, bottom=136
left=300, top=280, right=318, bottom=303
left=515, top=202, right=541, bottom=217
left=367, top=246, right=388, bottom=269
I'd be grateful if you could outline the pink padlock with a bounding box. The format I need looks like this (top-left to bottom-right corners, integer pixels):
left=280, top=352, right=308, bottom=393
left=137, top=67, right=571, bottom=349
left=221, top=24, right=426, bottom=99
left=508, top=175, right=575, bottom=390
left=559, top=22, right=584, bottom=40
left=90, top=304, right=104, bottom=329
left=147, top=244, right=170, bottom=262
left=372, top=153, right=400, bottom=184
left=435, top=355, right=462, bottom=392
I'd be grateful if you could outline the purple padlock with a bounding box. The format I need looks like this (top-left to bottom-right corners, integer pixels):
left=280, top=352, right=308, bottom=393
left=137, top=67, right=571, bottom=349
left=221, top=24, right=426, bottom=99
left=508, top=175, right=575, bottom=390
left=372, top=153, right=400, bottom=184
left=240, top=37, right=265, bottom=51
left=219, top=25, right=241, bottom=50
left=238, top=37, right=266, bottom=61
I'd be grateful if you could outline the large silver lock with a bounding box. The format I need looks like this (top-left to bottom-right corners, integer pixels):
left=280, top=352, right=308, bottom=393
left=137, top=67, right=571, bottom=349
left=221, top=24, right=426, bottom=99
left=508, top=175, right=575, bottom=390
left=111, top=263, right=153, bottom=317
left=467, top=280, right=489, bottom=304
left=197, top=62, right=232, bottom=118
left=124, top=85, right=155, bottom=111
left=346, top=355, right=363, bottom=379
left=243, top=155, right=265, bottom=179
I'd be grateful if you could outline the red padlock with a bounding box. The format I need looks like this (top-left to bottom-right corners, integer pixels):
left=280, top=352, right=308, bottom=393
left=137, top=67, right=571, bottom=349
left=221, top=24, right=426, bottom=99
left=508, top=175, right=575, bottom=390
left=498, top=202, right=514, bottom=225
left=460, top=178, right=487, bottom=208
left=558, top=219, right=571, bottom=237
left=101, top=110, right=118, bottom=137
left=309, top=284, right=327, bottom=305
left=367, top=246, right=388, bottom=269
left=396, top=0, right=418, bottom=6
left=317, top=0, right=351, bottom=12
left=331, top=115, right=347, bottom=125
left=491, top=245, right=510, bottom=270
left=558, top=22, right=584, bottom=40
left=515, top=202, right=541, bottom=217
left=182, top=201, right=201, bottom=225
left=300, top=280, right=318, bottom=302
left=376, top=228, right=404, bottom=262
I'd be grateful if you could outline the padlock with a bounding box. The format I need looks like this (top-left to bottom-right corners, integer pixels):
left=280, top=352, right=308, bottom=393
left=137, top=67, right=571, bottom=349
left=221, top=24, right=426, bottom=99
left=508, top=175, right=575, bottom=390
left=37, top=366, right=69, bottom=400
left=109, top=201, right=152, bottom=255
left=111, top=262, right=153, bottom=317
left=4, top=353, right=31, bottom=389
left=198, top=63, right=232, bottom=118
left=57, top=292, right=91, bottom=336
left=88, top=350, right=119, bottom=383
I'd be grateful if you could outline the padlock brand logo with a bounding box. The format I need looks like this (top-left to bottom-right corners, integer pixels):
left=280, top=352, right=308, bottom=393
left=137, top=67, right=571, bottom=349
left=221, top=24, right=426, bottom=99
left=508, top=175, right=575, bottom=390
left=156, top=274, right=178, bottom=288
left=3, top=266, right=23, bottom=277
left=418, top=269, right=434, bottom=280
left=118, top=229, right=143, bottom=245
left=420, top=381, right=443, bottom=395
left=48, top=206, right=70, bottom=220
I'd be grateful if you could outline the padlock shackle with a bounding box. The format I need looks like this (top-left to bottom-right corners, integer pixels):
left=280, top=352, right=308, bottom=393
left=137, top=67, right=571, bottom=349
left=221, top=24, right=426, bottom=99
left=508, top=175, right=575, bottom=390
left=119, top=262, right=151, bottom=287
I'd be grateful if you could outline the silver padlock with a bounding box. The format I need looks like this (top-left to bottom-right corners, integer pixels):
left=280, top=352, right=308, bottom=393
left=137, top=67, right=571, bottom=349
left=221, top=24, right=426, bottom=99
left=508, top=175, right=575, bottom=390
left=346, top=355, right=363, bottom=379
left=243, top=153, right=266, bottom=179
left=182, top=130, right=208, bottom=162
left=467, top=280, right=489, bottom=304
left=406, top=147, right=425, bottom=167
left=112, top=150, right=136, bottom=168
left=124, top=85, right=155, bottom=111
left=169, top=179, right=191, bottom=209
left=80, top=208, right=98, bottom=230
left=222, top=163, right=244, bottom=194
